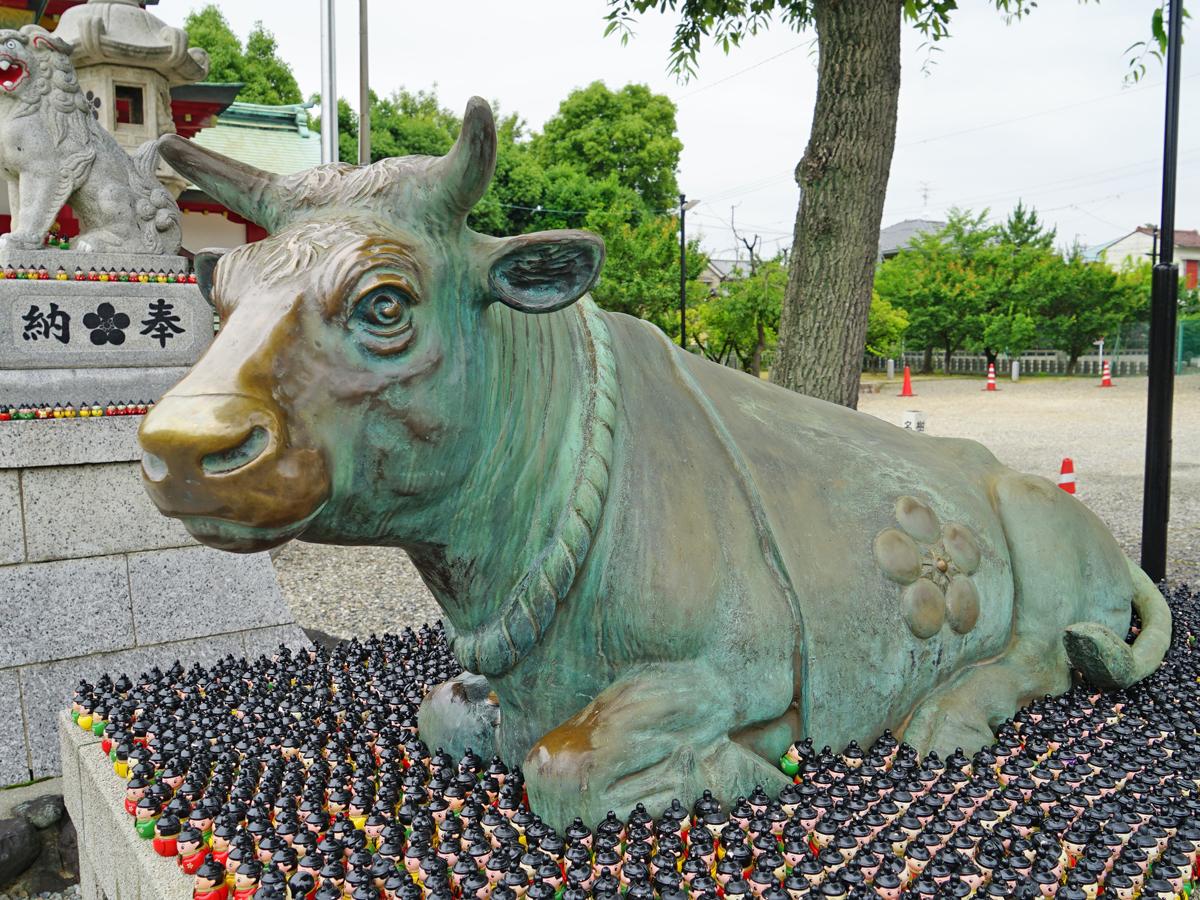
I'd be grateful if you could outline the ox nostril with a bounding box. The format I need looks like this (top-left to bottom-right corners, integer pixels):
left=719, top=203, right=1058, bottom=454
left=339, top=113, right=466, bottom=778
left=141, top=451, right=168, bottom=483
left=201, top=426, right=271, bottom=475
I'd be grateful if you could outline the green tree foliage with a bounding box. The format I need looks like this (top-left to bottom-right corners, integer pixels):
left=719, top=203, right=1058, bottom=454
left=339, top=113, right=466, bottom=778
left=693, top=258, right=786, bottom=374
left=184, top=6, right=302, bottom=105
left=1033, top=250, right=1144, bottom=372
left=183, top=6, right=243, bottom=84
left=592, top=214, right=707, bottom=340
left=1000, top=200, right=1057, bottom=251
left=240, top=24, right=303, bottom=105
left=876, top=206, right=1145, bottom=374
left=865, top=292, right=909, bottom=358
left=874, top=215, right=985, bottom=372
left=534, top=82, right=682, bottom=215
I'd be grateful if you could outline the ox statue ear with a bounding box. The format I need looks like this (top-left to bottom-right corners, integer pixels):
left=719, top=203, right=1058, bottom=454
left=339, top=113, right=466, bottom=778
left=193, top=248, right=228, bottom=307
left=487, top=230, right=605, bottom=314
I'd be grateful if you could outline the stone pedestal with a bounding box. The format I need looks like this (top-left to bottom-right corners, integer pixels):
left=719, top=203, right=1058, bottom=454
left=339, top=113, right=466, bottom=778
left=0, top=266, right=309, bottom=787
left=60, top=710, right=191, bottom=900
left=0, top=255, right=206, bottom=406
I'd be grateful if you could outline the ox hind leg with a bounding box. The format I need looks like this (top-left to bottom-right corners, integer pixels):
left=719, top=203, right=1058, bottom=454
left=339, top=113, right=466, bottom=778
left=900, top=647, right=1067, bottom=757
left=904, top=471, right=1136, bottom=757
left=524, top=659, right=791, bottom=830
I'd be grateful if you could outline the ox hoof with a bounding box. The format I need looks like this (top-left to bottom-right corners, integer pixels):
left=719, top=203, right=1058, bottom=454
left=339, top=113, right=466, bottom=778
left=417, top=672, right=500, bottom=760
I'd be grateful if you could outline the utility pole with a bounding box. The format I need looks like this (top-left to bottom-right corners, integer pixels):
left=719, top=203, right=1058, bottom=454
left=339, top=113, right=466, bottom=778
left=320, top=0, right=338, bottom=164
left=358, top=0, right=370, bottom=165
left=679, top=194, right=699, bottom=349
left=1141, top=0, right=1184, bottom=583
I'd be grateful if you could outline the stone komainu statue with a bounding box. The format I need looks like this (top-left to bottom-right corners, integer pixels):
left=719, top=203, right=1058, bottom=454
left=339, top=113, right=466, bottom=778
left=0, top=26, right=180, bottom=254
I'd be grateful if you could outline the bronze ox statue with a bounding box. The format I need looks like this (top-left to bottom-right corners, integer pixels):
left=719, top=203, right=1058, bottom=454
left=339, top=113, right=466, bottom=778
left=139, top=98, right=1171, bottom=830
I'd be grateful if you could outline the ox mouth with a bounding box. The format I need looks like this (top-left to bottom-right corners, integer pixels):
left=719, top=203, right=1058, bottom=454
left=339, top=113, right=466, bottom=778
left=174, top=502, right=328, bottom=553
left=0, top=56, right=27, bottom=91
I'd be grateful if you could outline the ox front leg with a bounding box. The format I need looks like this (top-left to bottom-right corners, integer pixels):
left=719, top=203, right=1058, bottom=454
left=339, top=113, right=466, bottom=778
left=525, top=662, right=789, bottom=831
left=418, top=672, right=500, bottom=760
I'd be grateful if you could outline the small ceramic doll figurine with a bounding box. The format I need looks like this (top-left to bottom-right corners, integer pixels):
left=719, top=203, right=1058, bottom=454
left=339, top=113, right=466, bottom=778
left=154, top=814, right=182, bottom=858
left=232, top=859, right=262, bottom=900
left=124, top=776, right=149, bottom=816
left=189, top=807, right=215, bottom=845
left=348, top=797, right=369, bottom=831
left=211, top=821, right=238, bottom=867
left=193, top=859, right=230, bottom=900
left=178, top=826, right=211, bottom=876
left=134, top=795, right=161, bottom=839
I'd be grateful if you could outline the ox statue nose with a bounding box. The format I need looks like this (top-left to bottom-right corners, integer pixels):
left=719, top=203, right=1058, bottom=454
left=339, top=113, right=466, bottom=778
left=139, top=394, right=278, bottom=481
left=138, top=394, right=330, bottom=547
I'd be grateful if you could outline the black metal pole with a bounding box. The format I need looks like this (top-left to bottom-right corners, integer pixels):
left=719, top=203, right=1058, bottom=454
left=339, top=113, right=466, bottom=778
left=679, top=193, right=687, bottom=349
left=1140, top=0, right=1184, bottom=583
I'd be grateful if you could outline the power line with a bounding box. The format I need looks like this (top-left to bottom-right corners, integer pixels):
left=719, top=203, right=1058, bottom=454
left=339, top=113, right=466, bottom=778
left=676, top=44, right=805, bottom=100
left=695, top=73, right=1200, bottom=207
left=883, top=146, right=1200, bottom=220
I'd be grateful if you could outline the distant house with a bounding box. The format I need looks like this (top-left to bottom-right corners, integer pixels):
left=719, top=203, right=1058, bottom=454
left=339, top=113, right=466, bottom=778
left=1087, top=226, right=1200, bottom=289
left=697, top=259, right=743, bottom=294
left=877, top=218, right=946, bottom=261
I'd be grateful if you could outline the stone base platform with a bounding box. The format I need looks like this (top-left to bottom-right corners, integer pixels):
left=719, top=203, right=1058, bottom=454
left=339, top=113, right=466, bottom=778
left=60, top=709, right=190, bottom=900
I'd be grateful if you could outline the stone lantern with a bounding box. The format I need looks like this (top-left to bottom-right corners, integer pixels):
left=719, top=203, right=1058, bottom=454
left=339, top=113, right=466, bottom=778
left=53, top=0, right=209, bottom=194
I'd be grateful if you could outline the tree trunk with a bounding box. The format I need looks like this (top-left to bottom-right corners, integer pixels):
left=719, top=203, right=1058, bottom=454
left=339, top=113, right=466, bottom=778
left=921, top=346, right=933, bottom=374
left=770, top=0, right=903, bottom=409
left=985, top=348, right=998, bottom=370
left=943, top=344, right=953, bottom=373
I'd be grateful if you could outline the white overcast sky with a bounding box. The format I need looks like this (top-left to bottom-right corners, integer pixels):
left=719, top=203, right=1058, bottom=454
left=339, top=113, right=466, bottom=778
left=156, top=1, right=1198, bottom=261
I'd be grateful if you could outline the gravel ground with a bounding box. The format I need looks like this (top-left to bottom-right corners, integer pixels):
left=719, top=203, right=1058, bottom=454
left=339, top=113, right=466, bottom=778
left=859, top=373, right=1200, bottom=584
left=273, top=372, right=1200, bottom=638
left=0, top=886, right=80, bottom=900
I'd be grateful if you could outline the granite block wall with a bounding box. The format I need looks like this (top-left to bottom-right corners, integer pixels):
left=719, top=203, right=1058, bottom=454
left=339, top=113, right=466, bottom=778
left=1, top=420, right=310, bottom=785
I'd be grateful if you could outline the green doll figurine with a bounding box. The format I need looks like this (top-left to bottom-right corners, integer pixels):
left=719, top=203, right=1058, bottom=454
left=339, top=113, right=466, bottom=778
left=135, top=796, right=160, bottom=840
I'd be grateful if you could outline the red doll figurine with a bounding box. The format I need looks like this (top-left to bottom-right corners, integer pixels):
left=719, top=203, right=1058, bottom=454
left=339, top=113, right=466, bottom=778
left=124, top=777, right=148, bottom=816
left=193, top=859, right=230, bottom=900
left=178, top=826, right=211, bottom=875
left=154, top=814, right=182, bottom=858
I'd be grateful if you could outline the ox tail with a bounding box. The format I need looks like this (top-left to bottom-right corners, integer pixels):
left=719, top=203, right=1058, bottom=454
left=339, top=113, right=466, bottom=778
left=1062, top=559, right=1172, bottom=691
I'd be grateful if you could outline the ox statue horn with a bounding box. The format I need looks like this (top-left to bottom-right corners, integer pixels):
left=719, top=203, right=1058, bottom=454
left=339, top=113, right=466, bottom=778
left=431, top=96, right=497, bottom=224
left=158, top=133, right=288, bottom=233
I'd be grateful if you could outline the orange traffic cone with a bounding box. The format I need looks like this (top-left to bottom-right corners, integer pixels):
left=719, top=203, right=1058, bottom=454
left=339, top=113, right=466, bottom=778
left=898, top=365, right=916, bottom=397
left=1058, top=458, right=1076, bottom=494
left=984, top=362, right=998, bottom=391
left=1099, top=361, right=1114, bottom=388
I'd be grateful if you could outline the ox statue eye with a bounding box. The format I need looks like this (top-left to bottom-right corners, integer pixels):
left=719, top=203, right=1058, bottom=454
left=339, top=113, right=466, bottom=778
left=352, top=285, right=414, bottom=351
left=4, top=40, right=15, bottom=50
left=360, top=287, right=411, bottom=329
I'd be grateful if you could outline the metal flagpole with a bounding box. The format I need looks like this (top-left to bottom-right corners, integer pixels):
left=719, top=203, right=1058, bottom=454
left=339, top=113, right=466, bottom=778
left=320, top=0, right=338, bottom=164
left=1140, top=0, right=1184, bottom=583
left=358, top=0, right=370, bottom=165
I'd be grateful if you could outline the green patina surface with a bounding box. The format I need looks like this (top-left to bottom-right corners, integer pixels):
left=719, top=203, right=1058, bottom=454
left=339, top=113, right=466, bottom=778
left=138, top=98, right=1172, bottom=831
